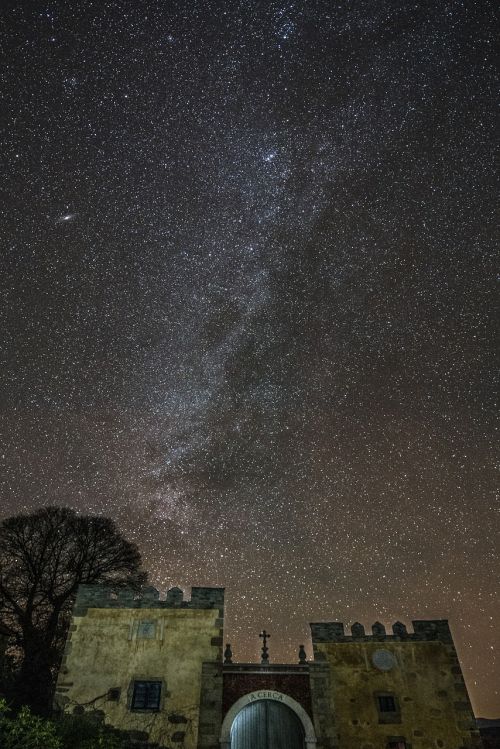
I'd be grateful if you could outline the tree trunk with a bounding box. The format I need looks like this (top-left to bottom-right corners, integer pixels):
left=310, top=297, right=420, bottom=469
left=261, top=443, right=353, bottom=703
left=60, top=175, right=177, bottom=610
left=13, top=641, right=55, bottom=716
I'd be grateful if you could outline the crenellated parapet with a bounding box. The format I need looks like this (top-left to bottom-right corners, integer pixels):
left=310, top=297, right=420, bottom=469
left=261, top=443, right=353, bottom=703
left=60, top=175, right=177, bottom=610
left=73, top=583, right=224, bottom=616
left=310, top=618, right=453, bottom=644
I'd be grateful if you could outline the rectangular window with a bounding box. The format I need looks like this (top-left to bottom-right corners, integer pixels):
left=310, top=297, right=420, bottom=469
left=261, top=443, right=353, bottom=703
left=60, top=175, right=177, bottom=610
left=378, top=695, right=397, bottom=712
left=131, top=681, right=162, bottom=711
left=376, top=693, right=401, bottom=725
left=388, top=742, right=406, bottom=749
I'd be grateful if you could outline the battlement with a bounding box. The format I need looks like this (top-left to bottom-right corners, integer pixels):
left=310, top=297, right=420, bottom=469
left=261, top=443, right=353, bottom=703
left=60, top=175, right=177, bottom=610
left=73, top=584, right=225, bottom=616
left=310, top=619, right=453, bottom=644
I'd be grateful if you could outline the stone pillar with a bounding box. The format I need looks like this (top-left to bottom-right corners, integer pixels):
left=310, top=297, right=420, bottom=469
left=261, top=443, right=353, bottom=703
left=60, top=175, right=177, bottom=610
left=309, top=662, right=339, bottom=749
left=198, top=662, right=223, bottom=749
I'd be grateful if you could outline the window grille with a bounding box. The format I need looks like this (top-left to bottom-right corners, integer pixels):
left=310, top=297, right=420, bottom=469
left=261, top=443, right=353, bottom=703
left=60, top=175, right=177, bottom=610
left=131, top=681, right=162, bottom=711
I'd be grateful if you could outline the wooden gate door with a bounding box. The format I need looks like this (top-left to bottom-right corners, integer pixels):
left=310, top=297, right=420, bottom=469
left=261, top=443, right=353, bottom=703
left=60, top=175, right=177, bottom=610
left=230, top=699, right=305, bottom=749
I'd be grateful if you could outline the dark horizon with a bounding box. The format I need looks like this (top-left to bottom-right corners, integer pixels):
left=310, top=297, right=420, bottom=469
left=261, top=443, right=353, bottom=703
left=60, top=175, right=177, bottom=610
left=1, top=0, right=498, bottom=717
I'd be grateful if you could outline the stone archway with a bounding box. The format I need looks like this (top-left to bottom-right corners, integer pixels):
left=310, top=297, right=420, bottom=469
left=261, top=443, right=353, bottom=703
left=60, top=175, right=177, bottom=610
left=220, top=690, right=317, bottom=749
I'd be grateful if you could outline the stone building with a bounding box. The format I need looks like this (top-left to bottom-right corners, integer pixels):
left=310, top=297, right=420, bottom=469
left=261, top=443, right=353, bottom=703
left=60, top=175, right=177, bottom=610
left=55, top=584, right=483, bottom=749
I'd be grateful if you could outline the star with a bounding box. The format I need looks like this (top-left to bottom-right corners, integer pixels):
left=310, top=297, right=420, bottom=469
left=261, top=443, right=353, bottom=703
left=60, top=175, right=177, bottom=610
left=55, top=213, right=77, bottom=224
left=263, top=151, right=277, bottom=163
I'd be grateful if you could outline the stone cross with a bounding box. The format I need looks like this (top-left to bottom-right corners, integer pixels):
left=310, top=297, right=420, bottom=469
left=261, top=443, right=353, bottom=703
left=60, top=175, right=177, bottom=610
left=259, top=629, right=270, bottom=664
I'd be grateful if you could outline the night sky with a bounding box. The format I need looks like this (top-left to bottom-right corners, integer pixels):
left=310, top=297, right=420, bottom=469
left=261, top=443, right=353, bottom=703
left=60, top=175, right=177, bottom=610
left=1, top=0, right=498, bottom=717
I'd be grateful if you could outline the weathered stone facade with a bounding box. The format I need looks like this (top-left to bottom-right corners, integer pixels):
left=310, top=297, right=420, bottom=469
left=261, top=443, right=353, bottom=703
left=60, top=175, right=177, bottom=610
left=310, top=619, right=482, bottom=749
left=55, top=584, right=224, bottom=748
left=56, top=585, right=482, bottom=749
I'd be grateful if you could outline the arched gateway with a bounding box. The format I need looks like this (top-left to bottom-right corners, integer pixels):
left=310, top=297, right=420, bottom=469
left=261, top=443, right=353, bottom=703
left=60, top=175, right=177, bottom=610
left=220, top=690, right=317, bottom=749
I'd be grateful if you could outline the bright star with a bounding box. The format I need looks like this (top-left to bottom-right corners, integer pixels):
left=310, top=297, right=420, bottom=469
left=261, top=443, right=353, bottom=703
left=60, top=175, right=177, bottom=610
left=263, top=151, right=277, bottom=163
left=55, top=213, right=77, bottom=224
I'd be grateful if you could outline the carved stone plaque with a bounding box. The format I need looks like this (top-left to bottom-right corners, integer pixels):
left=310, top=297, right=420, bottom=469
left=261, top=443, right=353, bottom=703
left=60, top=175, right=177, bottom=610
left=137, top=620, right=156, bottom=639
left=372, top=649, right=397, bottom=671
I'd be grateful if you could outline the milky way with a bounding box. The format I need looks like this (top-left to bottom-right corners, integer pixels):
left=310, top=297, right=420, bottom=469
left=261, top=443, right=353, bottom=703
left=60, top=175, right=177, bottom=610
left=1, top=0, right=498, bottom=716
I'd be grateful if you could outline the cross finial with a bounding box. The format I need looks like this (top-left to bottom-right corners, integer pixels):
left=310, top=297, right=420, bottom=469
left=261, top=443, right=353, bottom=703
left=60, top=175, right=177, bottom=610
left=259, top=629, right=270, bottom=664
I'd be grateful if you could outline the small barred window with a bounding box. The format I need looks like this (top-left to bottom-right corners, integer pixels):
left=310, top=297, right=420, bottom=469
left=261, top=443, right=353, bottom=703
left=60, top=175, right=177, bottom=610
left=378, top=695, right=397, bottom=712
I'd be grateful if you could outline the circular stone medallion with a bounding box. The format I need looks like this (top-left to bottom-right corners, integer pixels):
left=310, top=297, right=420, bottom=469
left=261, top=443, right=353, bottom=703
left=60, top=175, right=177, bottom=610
left=372, top=649, right=397, bottom=671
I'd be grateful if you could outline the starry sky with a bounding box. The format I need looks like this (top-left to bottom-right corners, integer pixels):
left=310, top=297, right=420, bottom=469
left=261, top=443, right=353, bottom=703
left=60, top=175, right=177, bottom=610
left=1, top=0, right=498, bottom=717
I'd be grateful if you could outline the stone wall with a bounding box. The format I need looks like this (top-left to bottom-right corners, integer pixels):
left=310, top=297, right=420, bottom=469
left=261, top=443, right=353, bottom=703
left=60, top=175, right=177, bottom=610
left=310, top=619, right=482, bottom=749
left=308, top=661, right=338, bottom=749
left=55, top=585, right=224, bottom=749
left=198, top=662, right=223, bottom=749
